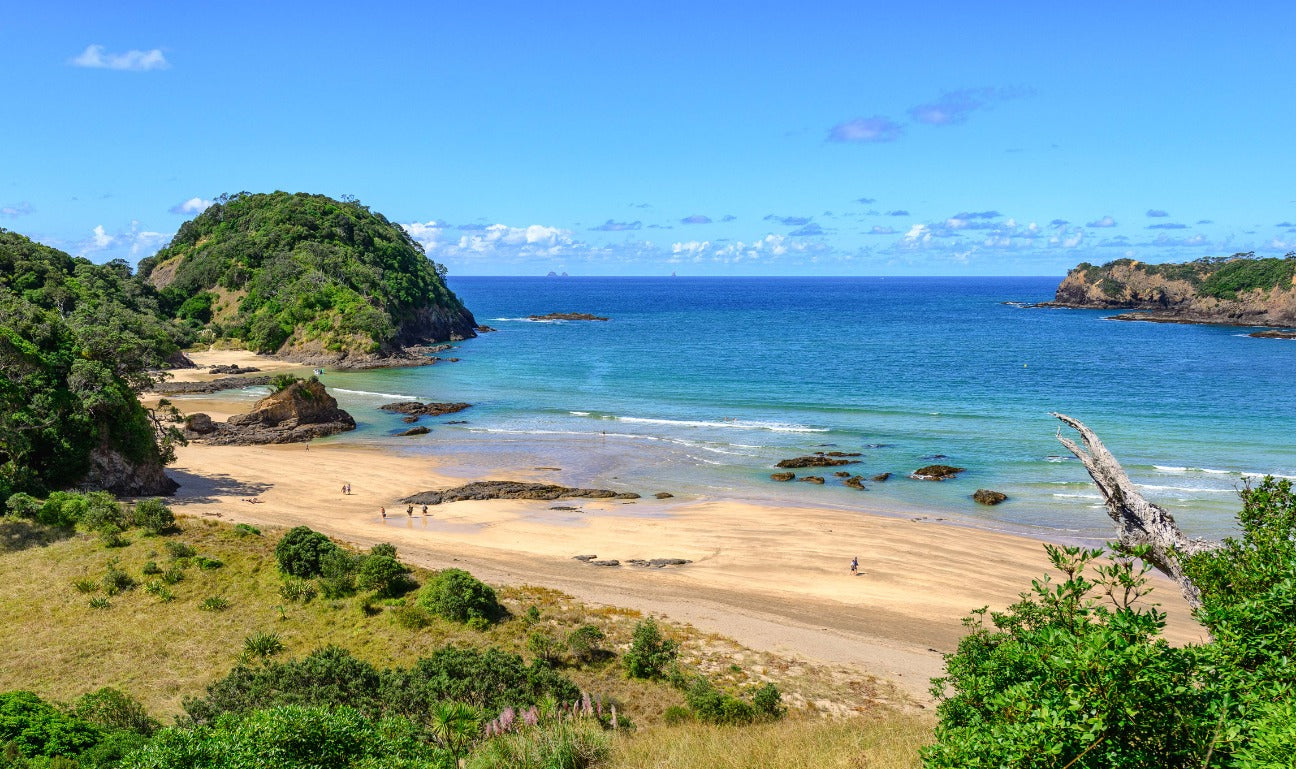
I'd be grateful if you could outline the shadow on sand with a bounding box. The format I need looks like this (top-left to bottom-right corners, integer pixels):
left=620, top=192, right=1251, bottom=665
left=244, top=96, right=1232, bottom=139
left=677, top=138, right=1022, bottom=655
left=166, top=469, right=273, bottom=504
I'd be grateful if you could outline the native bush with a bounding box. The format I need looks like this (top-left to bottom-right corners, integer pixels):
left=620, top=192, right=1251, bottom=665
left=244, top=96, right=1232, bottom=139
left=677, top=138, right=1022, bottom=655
left=199, top=596, right=230, bottom=612
left=232, top=523, right=260, bottom=536
left=165, top=541, right=196, bottom=559
left=73, top=687, right=158, bottom=736
left=89, top=596, right=111, bottom=610
left=566, top=624, right=607, bottom=665
left=131, top=499, right=175, bottom=534
left=624, top=618, right=678, bottom=680
left=243, top=632, right=285, bottom=659
left=102, top=562, right=136, bottom=596
left=528, top=631, right=562, bottom=667
left=141, top=560, right=161, bottom=575
left=274, top=526, right=338, bottom=578
left=279, top=577, right=318, bottom=603
left=369, top=542, right=397, bottom=559
left=416, top=568, right=502, bottom=625
left=465, top=720, right=610, bottom=769
left=5, top=492, right=41, bottom=519
left=0, top=690, right=103, bottom=759
left=355, top=554, right=411, bottom=598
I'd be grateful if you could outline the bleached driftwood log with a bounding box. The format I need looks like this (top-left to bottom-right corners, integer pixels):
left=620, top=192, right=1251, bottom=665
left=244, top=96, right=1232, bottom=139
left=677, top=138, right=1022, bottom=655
left=1052, top=412, right=1218, bottom=608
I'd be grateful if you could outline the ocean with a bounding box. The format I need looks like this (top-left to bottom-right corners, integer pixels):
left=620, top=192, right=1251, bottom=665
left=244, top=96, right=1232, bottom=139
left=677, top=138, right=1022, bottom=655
left=311, top=276, right=1295, bottom=541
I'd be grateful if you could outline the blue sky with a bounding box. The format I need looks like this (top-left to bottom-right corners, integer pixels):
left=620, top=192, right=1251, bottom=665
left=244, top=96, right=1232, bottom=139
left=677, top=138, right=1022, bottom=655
left=2, top=2, right=1294, bottom=276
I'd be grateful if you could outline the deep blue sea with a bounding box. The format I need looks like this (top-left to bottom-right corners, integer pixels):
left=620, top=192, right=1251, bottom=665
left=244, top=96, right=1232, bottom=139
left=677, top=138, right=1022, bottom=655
left=312, top=277, right=1295, bottom=541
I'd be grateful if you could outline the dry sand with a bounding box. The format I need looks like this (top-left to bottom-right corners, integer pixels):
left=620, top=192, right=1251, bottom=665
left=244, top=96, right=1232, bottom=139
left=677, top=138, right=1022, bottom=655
left=161, top=349, right=305, bottom=384
left=165, top=422, right=1207, bottom=705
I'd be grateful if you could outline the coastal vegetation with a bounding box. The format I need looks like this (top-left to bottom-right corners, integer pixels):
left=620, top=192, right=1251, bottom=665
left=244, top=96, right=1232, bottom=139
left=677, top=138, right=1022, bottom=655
left=138, top=192, right=477, bottom=356
left=0, top=500, right=923, bottom=767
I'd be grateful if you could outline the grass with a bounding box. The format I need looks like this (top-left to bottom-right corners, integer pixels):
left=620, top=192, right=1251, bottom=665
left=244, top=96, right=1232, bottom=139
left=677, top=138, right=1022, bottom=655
left=0, top=515, right=931, bottom=766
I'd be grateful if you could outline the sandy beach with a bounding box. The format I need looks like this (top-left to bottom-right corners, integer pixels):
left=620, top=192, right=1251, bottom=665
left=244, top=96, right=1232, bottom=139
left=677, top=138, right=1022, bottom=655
left=157, top=351, right=1207, bottom=705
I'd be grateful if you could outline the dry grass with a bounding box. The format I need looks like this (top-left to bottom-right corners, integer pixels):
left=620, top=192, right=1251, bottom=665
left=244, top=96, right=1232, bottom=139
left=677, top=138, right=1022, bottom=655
left=0, top=513, right=928, bottom=769
left=610, top=715, right=932, bottom=769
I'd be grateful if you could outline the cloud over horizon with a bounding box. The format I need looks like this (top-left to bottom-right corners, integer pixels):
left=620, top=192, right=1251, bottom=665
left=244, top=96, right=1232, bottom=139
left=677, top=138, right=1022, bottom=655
left=680, top=214, right=712, bottom=224
left=589, top=219, right=642, bottom=232
left=1087, top=216, right=1118, bottom=228
left=908, top=87, right=1029, bottom=126
left=70, top=44, right=169, bottom=71
left=827, top=116, right=904, bottom=143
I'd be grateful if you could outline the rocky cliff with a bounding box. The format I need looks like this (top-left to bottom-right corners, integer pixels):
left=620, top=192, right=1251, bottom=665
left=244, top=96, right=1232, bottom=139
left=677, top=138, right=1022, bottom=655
left=1052, top=254, right=1296, bottom=326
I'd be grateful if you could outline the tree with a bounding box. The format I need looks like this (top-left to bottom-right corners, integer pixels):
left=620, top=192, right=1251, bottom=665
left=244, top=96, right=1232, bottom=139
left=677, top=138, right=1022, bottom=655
left=566, top=624, right=606, bottom=665
left=354, top=554, right=410, bottom=598
left=624, top=618, right=678, bottom=680
left=132, top=498, right=175, bottom=534
left=416, top=568, right=501, bottom=625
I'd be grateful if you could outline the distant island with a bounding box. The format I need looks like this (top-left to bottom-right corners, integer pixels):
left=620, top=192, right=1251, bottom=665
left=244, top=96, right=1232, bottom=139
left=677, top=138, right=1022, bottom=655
left=139, top=191, right=478, bottom=366
left=1051, top=252, right=1296, bottom=331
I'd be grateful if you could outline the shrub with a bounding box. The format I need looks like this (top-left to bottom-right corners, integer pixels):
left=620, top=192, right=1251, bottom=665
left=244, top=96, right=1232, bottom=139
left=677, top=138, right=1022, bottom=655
left=100, top=529, right=129, bottom=548
left=566, top=624, right=607, bottom=665
left=161, top=566, right=185, bottom=585
left=663, top=704, right=694, bottom=725
left=528, top=631, right=562, bottom=666
left=199, top=596, right=230, bottom=612
left=244, top=631, right=285, bottom=659
left=89, top=597, right=111, bottom=609
left=355, top=554, right=411, bottom=598
left=233, top=523, right=260, bottom=536
left=73, top=687, right=158, bottom=736
left=624, top=618, right=678, bottom=680
left=195, top=556, right=224, bottom=570
left=752, top=683, right=784, bottom=718
left=37, top=491, right=87, bottom=527
left=274, top=526, right=338, bottom=577
left=0, top=691, right=103, bottom=759
left=141, top=560, right=162, bottom=575
left=165, top=541, right=196, bottom=559
left=155, top=587, right=174, bottom=603
left=102, top=562, right=136, bottom=595
left=132, top=499, right=175, bottom=534
left=686, top=678, right=755, bottom=725
left=5, top=492, right=41, bottom=519
left=73, top=578, right=99, bottom=594
left=370, top=542, right=397, bottom=559
left=466, top=720, right=610, bottom=769
left=269, top=373, right=301, bottom=392
left=79, top=491, right=129, bottom=534
left=417, top=568, right=502, bottom=624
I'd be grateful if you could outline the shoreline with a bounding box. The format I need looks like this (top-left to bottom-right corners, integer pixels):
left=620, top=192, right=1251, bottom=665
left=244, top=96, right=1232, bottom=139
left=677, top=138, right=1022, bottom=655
left=162, top=430, right=1206, bottom=707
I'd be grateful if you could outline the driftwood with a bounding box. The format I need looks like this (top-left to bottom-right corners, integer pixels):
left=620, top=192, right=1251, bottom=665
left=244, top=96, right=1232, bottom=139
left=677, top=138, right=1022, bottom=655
left=1052, top=412, right=1217, bottom=608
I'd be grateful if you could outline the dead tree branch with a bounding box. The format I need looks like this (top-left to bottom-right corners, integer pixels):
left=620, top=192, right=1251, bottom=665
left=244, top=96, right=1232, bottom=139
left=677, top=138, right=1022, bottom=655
left=1052, top=412, right=1218, bottom=608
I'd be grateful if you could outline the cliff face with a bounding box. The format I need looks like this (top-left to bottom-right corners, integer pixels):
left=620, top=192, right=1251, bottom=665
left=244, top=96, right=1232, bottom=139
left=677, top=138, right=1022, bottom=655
left=1053, top=256, right=1296, bottom=326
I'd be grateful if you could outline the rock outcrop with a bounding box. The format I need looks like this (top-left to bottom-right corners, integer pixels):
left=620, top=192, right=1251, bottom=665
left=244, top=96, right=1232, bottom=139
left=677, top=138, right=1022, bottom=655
left=197, top=379, right=355, bottom=445
left=871, top=472, right=892, bottom=482
left=973, top=489, right=1008, bottom=505
left=770, top=472, right=795, bottom=482
left=207, top=364, right=261, bottom=375
left=402, top=481, right=640, bottom=505
left=776, top=455, right=858, bottom=469
left=397, top=426, right=430, bottom=436
left=1049, top=255, right=1296, bottom=327
left=911, top=464, right=965, bottom=481
left=153, top=375, right=271, bottom=395
left=528, top=312, right=610, bottom=321
left=83, top=444, right=179, bottom=496
left=379, top=401, right=471, bottom=417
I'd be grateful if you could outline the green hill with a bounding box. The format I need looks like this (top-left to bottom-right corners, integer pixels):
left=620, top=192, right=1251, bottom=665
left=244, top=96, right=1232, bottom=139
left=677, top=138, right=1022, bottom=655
left=139, top=192, right=477, bottom=359
left=0, top=230, right=185, bottom=498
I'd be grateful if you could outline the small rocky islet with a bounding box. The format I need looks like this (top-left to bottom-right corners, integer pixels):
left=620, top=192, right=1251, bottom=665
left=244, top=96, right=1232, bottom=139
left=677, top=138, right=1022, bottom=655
left=184, top=378, right=356, bottom=445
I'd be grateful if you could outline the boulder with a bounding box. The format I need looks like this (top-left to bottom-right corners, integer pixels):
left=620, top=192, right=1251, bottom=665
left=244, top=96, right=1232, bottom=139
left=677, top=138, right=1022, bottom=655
left=871, top=472, right=892, bottom=482
left=973, top=489, right=1008, bottom=505
left=844, top=476, right=867, bottom=490
left=165, top=350, right=197, bottom=369
left=401, top=415, right=419, bottom=423
left=397, top=426, right=430, bottom=436
left=911, top=465, right=965, bottom=481
left=770, top=472, right=795, bottom=482
left=82, top=443, right=178, bottom=496
left=201, top=379, right=355, bottom=445
left=799, top=476, right=825, bottom=484
left=776, top=455, right=858, bottom=469
left=833, top=471, right=852, bottom=478
left=653, top=492, right=674, bottom=499
left=184, top=413, right=216, bottom=435
left=208, top=364, right=261, bottom=375
left=821, top=451, right=862, bottom=457
left=476, top=325, right=498, bottom=333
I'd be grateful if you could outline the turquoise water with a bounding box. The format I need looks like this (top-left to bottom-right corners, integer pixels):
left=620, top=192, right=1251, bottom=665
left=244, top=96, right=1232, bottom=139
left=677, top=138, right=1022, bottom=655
left=311, top=277, right=1294, bottom=541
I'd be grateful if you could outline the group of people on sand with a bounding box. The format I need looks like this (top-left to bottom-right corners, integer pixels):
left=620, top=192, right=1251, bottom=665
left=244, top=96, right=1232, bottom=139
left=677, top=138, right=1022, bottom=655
left=241, top=498, right=263, bottom=504
left=340, top=483, right=351, bottom=495
left=379, top=505, right=429, bottom=519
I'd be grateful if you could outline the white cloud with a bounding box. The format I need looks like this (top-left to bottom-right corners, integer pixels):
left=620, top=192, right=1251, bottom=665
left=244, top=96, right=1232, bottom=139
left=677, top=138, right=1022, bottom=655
left=90, top=225, right=115, bottom=250
left=70, top=44, right=169, bottom=71
left=0, top=202, right=33, bottom=217
left=1086, top=215, right=1117, bottom=228
left=169, top=197, right=213, bottom=215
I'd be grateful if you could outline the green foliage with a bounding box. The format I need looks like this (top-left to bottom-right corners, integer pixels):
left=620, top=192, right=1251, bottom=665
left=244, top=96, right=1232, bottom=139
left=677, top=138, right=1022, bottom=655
left=174, top=291, right=216, bottom=323
left=198, top=596, right=230, bottom=612
left=389, top=604, right=432, bottom=629
left=269, top=373, right=301, bottom=393
left=72, top=578, right=98, bottom=594
left=101, top=561, right=136, bottom=596
left=684, top=678, right=756, bottom=725
left=369, top=542, right=397, bottom=559
left=279, top=577, right=317, bottom=603
left=165, top=541, right=196, bottom=559
left=141, top=560, right=161, bottom=575
left=624, top=618, right=678, bottom=680
left=138, top=191, right=471, bottom=355
left=194, top=556, right=223, bottom=570
left=232, top=523, right=260, bottom=537
left=274, top=526, right=339, bottom=578
left=565, top=624, right=607, bottom=665
left=355, top=554, right=411, bottom=598
left=5, top=493, right=40, bottom=519
left=73, top=687, right=158, bottom=737
left=528, top=631, right=562, bottom=667
left=0, top=690, right=102, bottom=759
left=131, top=499, right=175, bottom=535
left=0, top=230, right=187, bottom=500
left=417, top=568, right=502, bottom=625
left=1199, top=253, right=1296, bottom=300
left=243, top=632, right=285, bottom=659
left=160, top=566, right=185, bottom=585
left=751, top=683, right=784, bottom=718
left=88, top=596, right=111, bottom=610
left=121, top=705, right=439, bottom=769
left=428, top=700, right=480, bottom=767
left=926, top=479, right=1296, bottom=768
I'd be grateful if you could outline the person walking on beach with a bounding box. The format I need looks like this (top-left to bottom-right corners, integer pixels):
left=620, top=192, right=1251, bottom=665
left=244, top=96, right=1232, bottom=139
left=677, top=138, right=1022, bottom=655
left=406, top=504, right=413, bottom=517
left=850, top=556, right=858, bottom=576
left=421, top=504, right=429, bottom=516
left=380, top=507, right=386, bottom=519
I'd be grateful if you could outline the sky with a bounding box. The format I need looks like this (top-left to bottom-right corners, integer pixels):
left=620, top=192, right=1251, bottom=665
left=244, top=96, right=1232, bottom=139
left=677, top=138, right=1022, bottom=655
left=2, top=2, right=1295, bottom=276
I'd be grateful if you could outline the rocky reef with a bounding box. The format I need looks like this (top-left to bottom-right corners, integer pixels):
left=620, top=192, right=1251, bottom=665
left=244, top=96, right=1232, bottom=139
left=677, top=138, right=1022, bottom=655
left=379, top=401, right=471, bottom=417
left=528, top=312, right=610, bottom=321
left=402, top=481, right=640, bottom=505
left=911, top=464, right=965, bottom=481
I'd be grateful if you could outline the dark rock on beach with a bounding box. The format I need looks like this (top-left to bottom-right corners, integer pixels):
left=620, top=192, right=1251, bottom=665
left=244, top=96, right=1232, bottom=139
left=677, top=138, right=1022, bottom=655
left=153, top=374, right=272, bottom=395
left=184, top=413, right=216, bottom=435
left=770, top=472, right=795, bottom=482
left=776, top=455, right=858, bottom=469
left=626, top=558, right=692, bottom=568
left=397, top=426, right=430, bottom=436
left=973, top=489, right=1008, bottom=505
left=589, top=560, right=621, bottom=567
left=207, top=364, right=261, bottom=375
left=833, top=471, right=852, bottom=478
left=198, top=379, right=356, bottom=445
left=402, top=481, right=640, bottom=505
left=379, top=401, right=471, bottom=417
left=844, top=475, right=867, bottom=490
left=165, top=350, right=197, bottom=369
left=1250, top=329, right=1296, bottom=339
left=476, top=325, right=498, bottom=333
left=654, top=492, right=674, bottom=499
left=401, top=415, right=419, bottom=423
left=528, top=312, right=610, bottom=321
left=871, top=472, right=892, bottom=482
left=799, top=476, right=825, bottom=484
left=819, top=451, right=862, bottom=457
left=911, top=464, right=966, bottom=481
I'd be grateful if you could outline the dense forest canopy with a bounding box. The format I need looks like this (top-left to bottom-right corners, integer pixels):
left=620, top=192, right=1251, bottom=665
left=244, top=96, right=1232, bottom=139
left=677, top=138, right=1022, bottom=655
left=0, top=230, right=185, bottom=498
left=139, top=191, right=473, bottom=355
left=1073, top=251, right=1296, bottom=301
